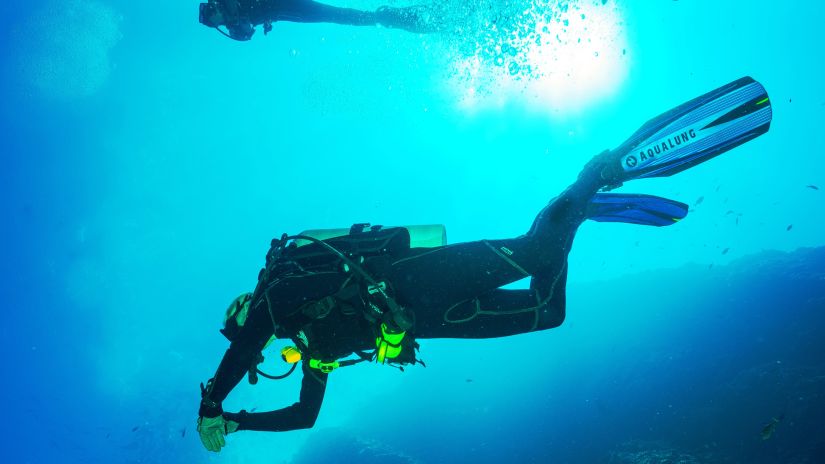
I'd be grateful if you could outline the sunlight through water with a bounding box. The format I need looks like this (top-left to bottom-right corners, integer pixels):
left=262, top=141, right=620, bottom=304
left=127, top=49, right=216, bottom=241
left=446, top=0, right=628, bottom=114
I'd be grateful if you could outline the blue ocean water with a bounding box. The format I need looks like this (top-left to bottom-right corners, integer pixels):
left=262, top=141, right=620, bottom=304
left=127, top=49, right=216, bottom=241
left=1, top=0, right=823, bottom=462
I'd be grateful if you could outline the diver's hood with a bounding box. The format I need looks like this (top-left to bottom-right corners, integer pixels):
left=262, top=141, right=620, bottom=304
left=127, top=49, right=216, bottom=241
left=199, top=0, right=255, bottom=41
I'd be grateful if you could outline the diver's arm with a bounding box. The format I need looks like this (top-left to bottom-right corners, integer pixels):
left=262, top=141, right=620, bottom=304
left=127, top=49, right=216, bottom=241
left=199, top=298, right=275, bottom=418
left=223, top=363, right=328, bottom=431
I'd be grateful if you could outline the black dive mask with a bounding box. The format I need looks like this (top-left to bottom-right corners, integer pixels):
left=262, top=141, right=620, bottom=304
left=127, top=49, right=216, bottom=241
left=199, top=0, right=255, bottom=41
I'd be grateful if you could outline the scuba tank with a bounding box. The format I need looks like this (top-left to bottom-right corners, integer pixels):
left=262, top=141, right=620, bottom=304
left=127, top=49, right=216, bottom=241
left=296, top=224, right=446, bottom=249
left=224, top=223, right=445, bottom=381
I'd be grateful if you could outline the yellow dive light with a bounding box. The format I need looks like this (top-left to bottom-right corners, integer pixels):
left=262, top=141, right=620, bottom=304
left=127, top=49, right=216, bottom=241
left=281, top=346, right=302, bottom=364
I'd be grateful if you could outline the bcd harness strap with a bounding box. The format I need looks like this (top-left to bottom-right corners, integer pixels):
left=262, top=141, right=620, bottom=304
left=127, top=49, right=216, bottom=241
left=250, top=224, right=418, bottom=377
left=307, top=350, right=374, bottom=373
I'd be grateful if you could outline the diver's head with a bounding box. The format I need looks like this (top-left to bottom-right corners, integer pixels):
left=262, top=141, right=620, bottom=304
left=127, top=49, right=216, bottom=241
left=199, top=1, right=225, bottom=28
left=199, top=0, right=256, bottom=41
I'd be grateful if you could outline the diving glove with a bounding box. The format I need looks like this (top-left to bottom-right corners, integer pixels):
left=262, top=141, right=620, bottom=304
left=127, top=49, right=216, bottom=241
left=197, top=415, right=239, bottom=452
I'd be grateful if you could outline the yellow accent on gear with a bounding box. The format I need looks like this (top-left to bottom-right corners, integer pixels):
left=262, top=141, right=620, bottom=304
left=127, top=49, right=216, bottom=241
left=281, top=346, right=302, bottom=364
left=375, top=323, right=405, bottom=363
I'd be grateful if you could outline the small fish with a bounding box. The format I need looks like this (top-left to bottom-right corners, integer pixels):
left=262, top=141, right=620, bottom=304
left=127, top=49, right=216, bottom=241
left=722, top=248, right=730, bottom=255
left=736, top=217, right=740, bottom=225
left=695, top=196, right=705, bottom=206
left=249, top=407, right=258, bottom=413
left=181, top=428, right=186, bottom=438
left=466, top=379, right=473, bottom=383
left=761, top=414, right=784, bottom=440
left=131, top=426, right=139, bottom=432
left=787, top=224, right=793, bottom=231
left=708, top=263, right=714, bottom=270
left=715, top=185, right=721, bottom=192
left=725, top=210, right=735, bottom=216
left=806, top=185, right=819, bottom=190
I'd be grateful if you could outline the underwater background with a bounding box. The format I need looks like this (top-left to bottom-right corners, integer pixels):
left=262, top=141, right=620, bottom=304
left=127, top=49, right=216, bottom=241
left=2, top=0, right=824, bottom=462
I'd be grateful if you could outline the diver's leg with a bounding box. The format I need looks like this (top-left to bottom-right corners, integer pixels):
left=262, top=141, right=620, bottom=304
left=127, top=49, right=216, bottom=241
left=413, top=268, right=569, bottom=339
left=272, top=0, right=437, bottom=32
left=387, top=152, right=610, bottom=338
left=273, top=0, right=377, bottom=26
left=390, top=243, right=570, bottom=339
left=375, top=5, right=439, bottom=33
left=389, top=152, right=605, bottom=302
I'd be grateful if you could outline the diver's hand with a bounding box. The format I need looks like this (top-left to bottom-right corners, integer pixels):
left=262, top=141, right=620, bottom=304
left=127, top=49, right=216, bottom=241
left=197, top=414, right=241, bottom=452
left=197, top=415, right=230, bottom=452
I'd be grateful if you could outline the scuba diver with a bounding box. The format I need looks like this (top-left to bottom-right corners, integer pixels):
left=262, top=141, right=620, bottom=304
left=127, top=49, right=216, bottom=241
left=198, top=0, right=439, bottom=41
left=197, top=77, right=772, bottom=452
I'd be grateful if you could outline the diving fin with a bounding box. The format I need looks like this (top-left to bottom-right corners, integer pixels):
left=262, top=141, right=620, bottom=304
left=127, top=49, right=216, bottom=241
left=602, top=76, right=772, bottom=188
left=587, top=193, right=688, bottom=227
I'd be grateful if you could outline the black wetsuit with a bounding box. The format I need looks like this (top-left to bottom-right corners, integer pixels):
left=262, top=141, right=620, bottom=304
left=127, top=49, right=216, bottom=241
left=201, top=164, right=604, bottom=432
left=244, top=0, right=376, bottom=27
left=210, top=0, right=432, bottom=41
